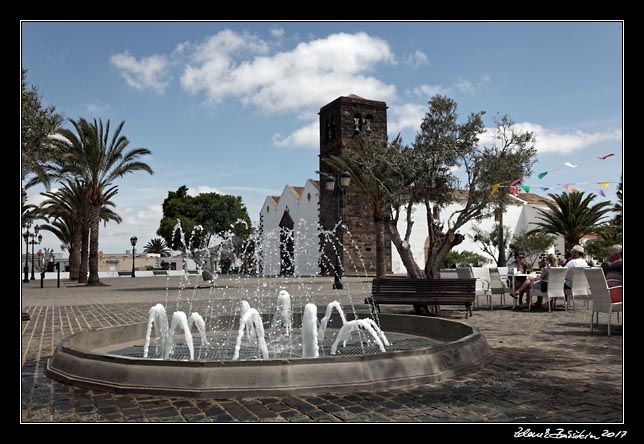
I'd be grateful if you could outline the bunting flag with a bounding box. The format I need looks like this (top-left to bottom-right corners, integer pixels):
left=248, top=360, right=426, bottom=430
left=561, top=184, right=570, bottom=190
left=490, top=183, right=500, bottom=196
left=537, top=172, right=548, bottom=179
left=598, top=182, right=610, bottom=188
left=521, top=185, right=530, bottom=193
left=570, top=187, right=580, bottom=193
left=510, top=185, right=519, bottom=196
left=599, top=153, right=615, bottom=160
left=598, top=189, right=606, bottom=197
left=510, top=178, right=522, bottom=186
left=564, top=162, right=578, bottom=168
left=540, top=187, right=550, bottom=191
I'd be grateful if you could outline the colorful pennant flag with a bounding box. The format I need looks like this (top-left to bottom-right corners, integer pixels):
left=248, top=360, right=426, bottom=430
left=598, top=189, right=606, bottom=197
left=598, top=182, right=610, bottom=188
left=510, top=178, right=522, bottom=186
left=599, top=153, right=615, bottom=160
left=537, top=172, right=548, bottom=179
left=570, top=188, right=580, bottom=193
left=490, top=183, right=500, bottom=196
left=521, top=185, right=530, bottom=193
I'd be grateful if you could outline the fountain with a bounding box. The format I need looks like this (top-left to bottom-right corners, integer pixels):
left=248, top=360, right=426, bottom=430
left=46, top=221, right=494, bottom=397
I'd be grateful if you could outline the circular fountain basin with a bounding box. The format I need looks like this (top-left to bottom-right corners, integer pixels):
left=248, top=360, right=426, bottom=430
left=46, top=313, right=494, bottom=397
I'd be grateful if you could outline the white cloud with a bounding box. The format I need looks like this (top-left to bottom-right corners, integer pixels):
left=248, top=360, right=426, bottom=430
left=388, top=103, right=427, bottom=136
left=84, top=100, right=111, bottom=115
left=405, top=50, right=429, bottom=68
left=180, top=30, right=397, bottom=112
left=270, top=27, right=285, bottom=39
left=414, top=75, right=491, bottom=98
left=187, top=185, right=221, bottom=196
left=110, top=51, right=170, bottom=93
left=413, top=84, right=448, bottom=98
left=481, top=122, right=622, bottom=155
left=272, top=120, right=319, bottom=149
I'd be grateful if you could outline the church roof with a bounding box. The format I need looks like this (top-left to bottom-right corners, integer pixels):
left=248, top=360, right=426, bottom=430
left=347, top=93, right=365, bottom=100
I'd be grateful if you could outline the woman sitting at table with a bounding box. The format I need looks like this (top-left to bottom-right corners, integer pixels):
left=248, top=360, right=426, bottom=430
left=515, top=254, right=559, bottom=309
left=510, top=254, right=532, bottom=305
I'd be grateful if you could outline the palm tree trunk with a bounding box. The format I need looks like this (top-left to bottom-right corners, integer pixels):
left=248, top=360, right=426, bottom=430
left=87, top=205, right=101, bottom=285
left=78, top=225, right=89, bottom=284
left=374, top=213, right=386, bottom=278
left=69, top=224, right=82, bottom=280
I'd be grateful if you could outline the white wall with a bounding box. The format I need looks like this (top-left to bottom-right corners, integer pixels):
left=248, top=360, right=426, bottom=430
left=391, top=201, right=564, bottom=274
left=258, top=180, right=321, bottom=276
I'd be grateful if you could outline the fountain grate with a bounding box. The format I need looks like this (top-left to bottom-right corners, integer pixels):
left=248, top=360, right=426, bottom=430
left=107, top=330, right=443, bottom=361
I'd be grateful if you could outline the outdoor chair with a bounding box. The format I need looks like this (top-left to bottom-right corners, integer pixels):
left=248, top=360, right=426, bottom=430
left=530, top=267, right=567, bottom=312
left=488, top=267, right=510, bottom=307
left=564, top=267, right=591, bottom=309
left=456, top=267, right=491, bottom=309
left=584, top=268, right=622, bottom=336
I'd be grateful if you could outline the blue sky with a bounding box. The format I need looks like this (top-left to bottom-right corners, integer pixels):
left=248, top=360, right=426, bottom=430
left=21, top=21, right=623, bottom=255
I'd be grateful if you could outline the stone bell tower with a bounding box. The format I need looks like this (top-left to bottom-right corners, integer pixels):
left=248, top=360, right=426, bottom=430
left=318, top=94, right=392, bottom=276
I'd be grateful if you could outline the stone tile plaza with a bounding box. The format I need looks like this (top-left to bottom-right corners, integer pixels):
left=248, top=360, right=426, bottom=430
left=21, top=275, right=622, bottom=424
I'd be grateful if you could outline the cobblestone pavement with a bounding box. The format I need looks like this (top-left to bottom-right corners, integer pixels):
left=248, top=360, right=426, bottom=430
left=20, top=276, right=623, bottom=424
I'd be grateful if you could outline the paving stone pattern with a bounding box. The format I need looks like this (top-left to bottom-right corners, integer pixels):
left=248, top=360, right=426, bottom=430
left=21, top=276, right=623, bottom=423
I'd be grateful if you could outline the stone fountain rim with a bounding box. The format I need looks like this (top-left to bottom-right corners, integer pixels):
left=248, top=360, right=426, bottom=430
left=47, top=313, right=495, bottom=397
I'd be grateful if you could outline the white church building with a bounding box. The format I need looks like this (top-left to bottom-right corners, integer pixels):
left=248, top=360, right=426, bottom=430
left=257, top=94, right=563, bottom=276
left=258, top=182, right=563, bottom=276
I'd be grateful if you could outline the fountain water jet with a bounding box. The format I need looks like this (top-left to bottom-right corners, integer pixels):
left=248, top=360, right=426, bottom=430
left=270, top=290, right=292, bottom=335
left=165, top=311, right=194, bottom=360
left=301, top=303, right=319, bottom=358
left=330, top=319, right=389, bottom=355
left=143, top=304, right=169, bottom=359
left=232, top=307, right=269, bottom=360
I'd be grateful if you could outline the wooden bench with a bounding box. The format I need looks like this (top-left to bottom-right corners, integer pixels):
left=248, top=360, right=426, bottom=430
left=153, top=270, right=169, bottom=276
left=117, top=271, right=132, bottom=276
left=366, top=277, right=476, bottom=318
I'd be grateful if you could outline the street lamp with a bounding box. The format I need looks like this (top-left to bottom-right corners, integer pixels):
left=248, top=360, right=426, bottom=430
left=130, top=236, right=138, bottom=278
left=30, top=227, right=42, bottom=280
left=22, top=217, right=41, bottom=283
left=325, top=171, right=351, bottom=289
left=22, top=219, right=31, bottom=283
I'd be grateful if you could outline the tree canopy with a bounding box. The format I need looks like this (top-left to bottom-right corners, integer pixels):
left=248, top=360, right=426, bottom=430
left=157, top=185, right=252, bottom=253
left=21, top=69, right=63, bottom=185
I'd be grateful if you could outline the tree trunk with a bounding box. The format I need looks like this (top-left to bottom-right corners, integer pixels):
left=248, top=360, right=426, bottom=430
left=87, top=205, right=101, bottom=285
left=497, top=208, right=506, bottom=267
left=374, top=213, right=386, bottom=278
left=69, top=224, right=82, bottom=280
left=425, top=230, right=465, bottom=279
left=78, top=225, right=89, bottom=284
left=385, top=218, right=424, bottom=278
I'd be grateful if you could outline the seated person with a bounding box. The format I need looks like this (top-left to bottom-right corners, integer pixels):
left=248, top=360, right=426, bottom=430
left=515, top=253, right=559, bottom=309
left=564, top=245, right=589, bottom=289
left=510, top=254, right=532, bottom=305
left=604, top=244, right=622, bottom=303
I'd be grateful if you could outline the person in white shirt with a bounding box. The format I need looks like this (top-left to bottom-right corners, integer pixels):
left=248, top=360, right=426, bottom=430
left=564, top=244, right=589, bottom=289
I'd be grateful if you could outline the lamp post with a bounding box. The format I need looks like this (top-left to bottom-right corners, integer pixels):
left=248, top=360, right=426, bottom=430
left=30, top=227, right=42, bottom=280
left=22, top=221, right=31, bottom=283
left=325, top=171, right=351, bottom=289
left=130, top=236, right=138, bottom=278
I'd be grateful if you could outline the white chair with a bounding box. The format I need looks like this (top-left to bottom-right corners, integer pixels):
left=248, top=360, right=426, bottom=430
left=439, top=269, right=458, bottom=279
left=456, top=267, right=488, bottom=309
left=488, top=267, right=510, bottom=307
left=584, top=268, right=622, bottom=336
left=471, top=267, right=493, bottom=309
left=565, top=267, right=591, bottom=309
left=530, top=267, right=567, bottom=312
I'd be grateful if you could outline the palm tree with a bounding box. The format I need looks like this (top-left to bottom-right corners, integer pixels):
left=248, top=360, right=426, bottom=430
left=143, top=238, right=171, bottom=257
left=529, top=192, right=612, bottom=251
left=53, top=118, right=153, bottom=285
left=39, top=180, right=122, bottom=281
left=323, top=134, right=403, bottom=278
